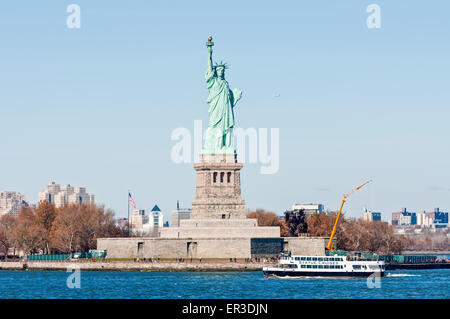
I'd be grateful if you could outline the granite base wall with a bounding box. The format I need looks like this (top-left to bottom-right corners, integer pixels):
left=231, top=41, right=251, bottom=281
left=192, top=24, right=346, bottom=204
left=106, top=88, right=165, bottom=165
left=97, top=236, right=328, bottom=259
left=284, top=237, right=328, bottom=256
left=97, top=238, right=251, bottom=259
left=158, top=227, right=279, bottom=239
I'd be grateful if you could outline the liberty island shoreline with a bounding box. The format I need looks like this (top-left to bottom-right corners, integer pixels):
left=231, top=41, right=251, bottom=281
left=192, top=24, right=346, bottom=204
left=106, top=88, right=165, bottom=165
left=2, top=251, right=449, bottom=272
left=0, top=260, right=275, bottom=272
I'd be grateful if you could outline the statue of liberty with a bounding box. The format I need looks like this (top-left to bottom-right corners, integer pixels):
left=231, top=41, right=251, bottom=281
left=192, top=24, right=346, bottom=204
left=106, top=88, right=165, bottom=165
left=202, top=37, right=242, bottom=154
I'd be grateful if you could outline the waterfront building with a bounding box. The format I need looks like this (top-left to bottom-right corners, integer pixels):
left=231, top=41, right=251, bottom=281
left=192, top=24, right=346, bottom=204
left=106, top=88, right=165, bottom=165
left=0, top=191, right=29, bottom=217
left=421, top=208, right=448, bottom=229
left=130, top=209, right=148, bottom=231
left=283, top=203, right=325, bottom=224
left=391, top=212, right=400, bottom=225
left=291, top=203, right=324, bottom=218
left=150, top=205, right=164, bottom=228
left=392, top=208, right=416, bottom=226
left=38, top=182, right=95, bottom=208
left=171, top=207, right=191, bottom=227
left=363, top=208, right=382, bottom=222
left=416, top=211, right=434, bottom=227
left=130, top=205, right=164, bottom=236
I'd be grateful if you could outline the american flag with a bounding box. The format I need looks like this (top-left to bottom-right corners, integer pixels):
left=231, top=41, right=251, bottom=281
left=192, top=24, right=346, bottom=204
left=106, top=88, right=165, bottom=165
left=128, top=192, right=136, bottom=209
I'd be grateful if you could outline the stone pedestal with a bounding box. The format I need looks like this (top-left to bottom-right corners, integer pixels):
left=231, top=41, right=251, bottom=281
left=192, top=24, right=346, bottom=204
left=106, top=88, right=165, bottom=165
left=191, top=153, right=246, bottom=219
left=158, top=152, right=282, bottom=240
left=158, top=218, right=280, bottom=238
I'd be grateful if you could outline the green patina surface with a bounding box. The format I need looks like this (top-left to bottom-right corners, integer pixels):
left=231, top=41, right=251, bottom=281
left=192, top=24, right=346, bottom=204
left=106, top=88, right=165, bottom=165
left=202, top=38, right=242, bottom=154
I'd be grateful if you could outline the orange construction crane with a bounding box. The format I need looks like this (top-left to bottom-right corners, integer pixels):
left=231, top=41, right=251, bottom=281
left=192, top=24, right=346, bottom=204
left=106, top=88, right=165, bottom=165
left=326, top=180, right=373, bottom=251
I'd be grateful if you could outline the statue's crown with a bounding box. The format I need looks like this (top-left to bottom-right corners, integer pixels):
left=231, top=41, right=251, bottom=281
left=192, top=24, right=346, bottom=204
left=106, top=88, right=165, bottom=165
left=214, top=61, right=229, bottom=69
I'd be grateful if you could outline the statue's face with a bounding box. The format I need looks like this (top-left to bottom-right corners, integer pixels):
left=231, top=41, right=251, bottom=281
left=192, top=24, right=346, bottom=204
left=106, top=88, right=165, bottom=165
left=216, top=67, right=225, bottom=79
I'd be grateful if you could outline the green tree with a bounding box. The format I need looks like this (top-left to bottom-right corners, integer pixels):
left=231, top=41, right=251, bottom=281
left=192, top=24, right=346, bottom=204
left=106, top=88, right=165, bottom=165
left=284, top=210, right=308, bottom=237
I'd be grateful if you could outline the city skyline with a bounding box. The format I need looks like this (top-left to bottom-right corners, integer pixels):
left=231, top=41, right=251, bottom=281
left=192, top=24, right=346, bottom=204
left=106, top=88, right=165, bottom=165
left=1, top=1, right=449, bottom=222
left=2, top=181, right=449, bottom=225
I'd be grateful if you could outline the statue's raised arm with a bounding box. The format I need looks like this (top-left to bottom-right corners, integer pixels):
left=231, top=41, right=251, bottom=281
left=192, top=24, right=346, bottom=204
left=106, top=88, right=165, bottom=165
left=206, top=36, right=214, bottom=72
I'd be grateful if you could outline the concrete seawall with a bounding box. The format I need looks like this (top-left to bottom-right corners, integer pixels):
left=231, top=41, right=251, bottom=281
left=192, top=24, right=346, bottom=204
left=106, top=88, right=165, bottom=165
left=0, top=261, right=274, bottom=272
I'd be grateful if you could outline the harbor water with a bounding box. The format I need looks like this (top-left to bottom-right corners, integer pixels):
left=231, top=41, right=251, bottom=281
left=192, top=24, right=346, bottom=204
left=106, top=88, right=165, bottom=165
left=0, top=269, right=448, bottom=299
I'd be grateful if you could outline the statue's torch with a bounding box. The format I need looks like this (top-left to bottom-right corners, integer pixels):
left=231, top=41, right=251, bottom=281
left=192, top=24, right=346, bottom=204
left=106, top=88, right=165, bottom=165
left=206, top=36, right=214, bottom=48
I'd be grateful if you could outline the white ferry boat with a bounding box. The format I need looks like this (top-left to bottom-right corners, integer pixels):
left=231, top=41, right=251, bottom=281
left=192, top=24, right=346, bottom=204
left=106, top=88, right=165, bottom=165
left=263, top=253, right=385, bottom=278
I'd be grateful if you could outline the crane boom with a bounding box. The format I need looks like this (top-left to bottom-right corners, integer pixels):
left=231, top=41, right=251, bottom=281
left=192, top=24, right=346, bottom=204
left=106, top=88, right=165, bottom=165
left=326, top=180, right=373, bottom=251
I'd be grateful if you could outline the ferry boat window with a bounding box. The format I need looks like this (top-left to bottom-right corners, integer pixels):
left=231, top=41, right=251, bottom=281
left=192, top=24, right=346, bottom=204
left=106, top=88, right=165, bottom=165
left=318, top=265, right=324, bottom=269
left=352, top=265, right=362, bottom=270
left=307, top=265, right=312, bottom=268
left=312, top=265, right=318, bottom=268
left=324, top=265, right=329, bottom=269
left=301, top=265, right=306, bottom=268
left=318, top=257, right=323, bottom=261
left=295, top=257, right=300, bottom=261
left=312, top=257, right=318, bottom=261
left=306, top=257, right=311, bottom=261
left=301, top=257, right=306, bottom=261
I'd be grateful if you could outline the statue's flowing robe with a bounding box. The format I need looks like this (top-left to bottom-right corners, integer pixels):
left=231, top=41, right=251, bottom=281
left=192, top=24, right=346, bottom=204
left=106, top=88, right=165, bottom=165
left=204, top=68, right=241, bottom=153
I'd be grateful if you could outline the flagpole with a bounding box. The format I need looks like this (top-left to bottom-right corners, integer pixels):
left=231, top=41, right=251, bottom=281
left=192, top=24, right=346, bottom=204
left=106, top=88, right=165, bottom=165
left=128, top=189, right=130, bottom=237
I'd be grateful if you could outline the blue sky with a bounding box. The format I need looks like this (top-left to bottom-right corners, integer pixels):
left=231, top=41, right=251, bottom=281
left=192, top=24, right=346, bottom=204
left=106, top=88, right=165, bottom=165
left=1, top=1, right=449, bottom=222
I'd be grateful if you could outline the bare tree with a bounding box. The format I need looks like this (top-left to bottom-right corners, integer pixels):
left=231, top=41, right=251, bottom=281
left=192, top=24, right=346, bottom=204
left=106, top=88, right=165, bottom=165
left=13, top=207, right=46, bottom=255
left=35, top=201, right=57, bottom=254
left=0, top=214, right=17, bottom=260
left=50, top=205, right=82, bottom=253
left=50, top=204, right=118, bottom=253
left=248, top=209, right=281, bottom=227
